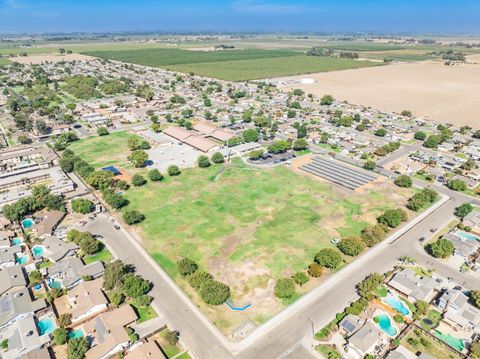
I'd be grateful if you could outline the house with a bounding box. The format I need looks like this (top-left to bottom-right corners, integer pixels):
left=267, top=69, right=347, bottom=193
left=339, top=314, right=364, bottom=337
left=41, top=236, right=78, bottom=263
left=47, top=257, right=104, bottom=289
left=0, top=288, right=47, bottom=331
left=85, top=305, right=138, bottom=359
left=31, top=210, right=65, bottom=239
left=0, top=266, right=27, bottom=295
left=0, top=316, right=49, bottom=359
left=348, top=321, right=383, bottom=356
left=125, top=341, right=167, bottom=359
left=66, top=279, right=109, bottom=325
left=20, top=347, right=52, bottom=359
left=437, top=289, right=480, bottom=332
left=443, top=232, right=479, bottom=260
left=463, top=210, right=480, bottom=234
left=387, top=268, right=437, bottom=302
left=0, top=246, right=21, bottom=268
left=385, top=345, right=434, bottom=359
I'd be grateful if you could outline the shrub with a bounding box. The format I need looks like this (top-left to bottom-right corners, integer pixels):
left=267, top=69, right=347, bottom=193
left=53, top=327, right=68, bottom=345
left=67, top=337, right=89, bottom=359
left=109, top=290, right=125, bottom=306
left=211, top=152, right=225, bottom=164
left=394, top=175, right=412, bottom=188
left=148, top=169, right=163, bottom=181
left=293, top=138, right=308, bottom=150
left=71, top=198, right=93, bottom=214
left=414, top=131, right=427, bottom=140
left=337, top=237, right=365, bottom=256
left=79, top=234, right=100, bottom=255
left=28, top=270, right=42, bottom=284
left=243, top=129, right=259, bottom=142
left=97, top=127, right=109, bottom=136
left=360, top=225, right=387, bottom=247
left=356, top=273, right=384, bottom=298
left=320, top=94, right=334, bottom=105
left=407, top=188, right=438, bottom=211
left=394, top=315, right=404, bottom=323
left=375, top=128, right=387, bottom=137
left=57, top=313, right=72, bottom=328
left=165, top=330, right=179, bottom=346
left=177, top=258, right=198, bottom=277
left=128, top=150, right=148, bottom=168
left=188, top=271, right=213, bottom=290
left=455, top=203, right=473, bottom=218
left=470, top=290, right=480, bottom=309
left=363, top=160, right=376, bottom=170
left=274, top=278, right=296, bottom=299
left=122, top=274, right=150, bottom=298
left=248, top=149, right=264, bottom=160
left=426, top=238, right=454, bottom=258
left=123, top=210, right=145, bottom=225
left=167, top=165, right=181, bottom=176
left=134, top=294, right=152, bottom=307
left=197, top=155, right=211, bottom=168
left=131, top=174, right=147, bottom=187
left=308, top=263, right=323, bottom=277
left=292, top=272, right=309, bottom=286
left=447, top=179, right=467, bottom=192
left=315, top=248, right=342, bottom=269
left=377, top=208, right=407, bottom=228
left=199, top=280, right=230, bottom=305
left=268, top=140, right=290, bottom=154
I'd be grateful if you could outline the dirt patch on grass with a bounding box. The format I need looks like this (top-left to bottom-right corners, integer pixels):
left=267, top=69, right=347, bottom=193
left=11, top=53, right=95, bottom=64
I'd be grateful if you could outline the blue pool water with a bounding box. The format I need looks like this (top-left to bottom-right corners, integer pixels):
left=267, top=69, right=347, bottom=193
left=47, top=278, right=62, bottom=289
left=456, top=230, right=480, bottom=242
left=21, top=218, right=34, bottom=229
left=33, top=284, right=42, bottom=291
left=376, top=314, right=397, bottom=336
left=12, top=238, right=23, bottom=246
left=15, top=253, right=29, bottom=265
left=37, top=318, right=55, bottom=335
left=383, top=296, right=410, bottom=315
left=68, top=329, right=85, bottom=339
left=32, top=245, right=45, bottom=258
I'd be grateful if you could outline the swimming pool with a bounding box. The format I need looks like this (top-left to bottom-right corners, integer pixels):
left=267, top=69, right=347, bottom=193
left=15, top=253, right=29, bottom=265
left=68, top=329, right=85, bottom=339
left=21, top=218, right=34, bottom=229
left=47, top=278, right=62, bottom=289
left=32, top=245, right=45, bottom=258
left=455, top=230, right=480, bottom=242
left=37, top=318, right=55, bottom=335
left=375, top=314, right=397, bottom=336
left=434, top=330, right=465, bottom=351
left=11, top=238, right=23, bottom=246
left=383, top=295, right=410, bottom=315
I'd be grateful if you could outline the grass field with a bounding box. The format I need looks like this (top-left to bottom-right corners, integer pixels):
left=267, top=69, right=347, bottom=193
left=68, top=131, right=142, bottom=169
left=0, top=58, right=10, bottom=66
left=82, top=48, right=379, bottom=81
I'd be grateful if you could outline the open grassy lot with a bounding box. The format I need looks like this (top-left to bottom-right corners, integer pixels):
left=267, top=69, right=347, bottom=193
left=82, top=48, right=379, bottom=81
left=68, top=131, right=142, bottom=169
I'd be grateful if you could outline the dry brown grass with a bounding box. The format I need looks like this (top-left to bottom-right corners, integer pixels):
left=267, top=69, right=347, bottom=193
left=10, top=53, right=94, bottom=64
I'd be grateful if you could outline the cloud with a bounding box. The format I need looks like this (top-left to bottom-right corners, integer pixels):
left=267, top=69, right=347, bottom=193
left=232, top=0, right=309, bottom=15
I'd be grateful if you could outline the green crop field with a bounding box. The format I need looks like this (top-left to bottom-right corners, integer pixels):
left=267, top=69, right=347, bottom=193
left=82, top=48, right=380, bottom=80
left=0, top=58, right=10, bottom=66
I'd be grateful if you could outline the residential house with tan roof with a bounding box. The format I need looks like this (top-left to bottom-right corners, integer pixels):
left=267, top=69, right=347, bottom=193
left=125, top=341, right=166, bottom=359
left=41, top=236, right=78, bottom=263
left=0, top=288, right=47, bottom=331
left=0, top=266, right=27, bottom=295
left=66, top=278, right=109, bottom=326
left=31, top=210, right=66, bottom=239
left=347, top=321, right=384, bottom=357
left=47, top=257, right=104, bottom=289
left=85, top=305, right=138, bottom=359
left=387, top=268, right=437, bottom=303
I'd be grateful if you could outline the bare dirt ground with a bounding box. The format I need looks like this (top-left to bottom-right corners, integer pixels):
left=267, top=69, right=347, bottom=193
left=279, top=61, right=480, bottom=128
left=9, top=53, right=94, bottom=64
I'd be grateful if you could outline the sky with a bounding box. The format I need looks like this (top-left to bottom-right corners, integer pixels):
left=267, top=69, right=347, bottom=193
left=1, top=0, right=479, bottom=34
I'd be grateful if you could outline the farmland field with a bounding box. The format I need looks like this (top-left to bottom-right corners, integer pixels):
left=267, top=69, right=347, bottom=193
left=0, top=58, right=10, bottom=66
left=82, top=48, right=380, bottom=81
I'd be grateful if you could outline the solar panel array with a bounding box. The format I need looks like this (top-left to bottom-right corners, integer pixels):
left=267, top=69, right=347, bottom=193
left=300, top=156, right=377, bottom=190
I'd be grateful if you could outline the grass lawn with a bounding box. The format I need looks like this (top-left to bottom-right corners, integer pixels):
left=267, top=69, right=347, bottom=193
left=68, top=131, right=142, bottom=169
left=316, top=344, right=341, bottom=359
left=427, top=220, right=460, bottom=244
left=402, top=329, right=461, bottom=359
left=130, top=303, right=158, bottom=323
left=158, top=329, right=182, bottom=358
left=375, top=285, right=388, bottom=298
left=316, top=143, right=342, bottom=153
left=420, top=309, right=442, bottom=331
left=83, top=48, right=379, bottom=81
left=83, top=247, right=112, bottom=264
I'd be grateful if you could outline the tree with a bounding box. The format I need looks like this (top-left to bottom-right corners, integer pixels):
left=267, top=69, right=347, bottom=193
left=103, top=190, right=128, bottom=209
left=123, top=210, right=145, bottom=225
left=148, top=169, right=163, bottom=181
left=315, top=248, right=342, bottom=269
left=377, top=208, right=407, bottom=228
left=447, top=179, right=467, bottom=192
left=243, top=129, right=259, bottom=142
left=471, top=290, right=480, bottom=309
left=109, top=290, right=125, bottom=306
left=401, top=110, right=412, bottom=117
left=423, top=135, right=441, bottom=148
left=426, top=238, right=454, bottom=258
left=177, top=258, right=199, bottom=277
left=28, top=270, right=42, bottom=284
left=167, top=165, right=180, bottom=176
left=71, top=199, right=93, bottom=214
left=165, top=330, right=180, bottom=345
left=197, top=155, right=211, bottom=168
left=211, top=152, right=224, bottom=164
left=375, top=128, right=387, bottom=137
left=293, top=138, right=308, bottom=151
left=248, top=149, right=264, bottom=160
left=394, top=175, right=412, bottom=188
left=407, top=188, right=438, bottom=211
left=79, top=234, right=100, bottom=255
left=57, top=313, right=72, bottom=328
left=86, top=170, right=114, bottom=190
left=131, top=174, right=147, bottom=187
left=337, top=237, right=365, bottom=256
left=308, top=263, right=323, bottom=277
left=199, top=280, right=230, bottom=305
left=97, top=127, right=109, bottom=136
left=53, top=327, right=68, bottom=345
left=292, top=272, right=309, bottom=286
left=128, top=150, right=148, bottom=168
left=123, top=274, right=150, bottom=298
left=18, top=134, right=32, bottom=144
left=455, top=203, right=473, bottom=218
left=320, top=94, right=334, bottom=106
left=274, top=278, right=296, bottom=299
left=268, top=140, right=290, bottom=154
left=188, top=271, right=213, bottom=290
left=414, top=131, right=427, bottom=140
left=360, top=225, right=387, bottom=247
left=67, top=337, right=89, bottom=359
left=103, top=260, right=127, bottom=290
left=363, top=160, right=376, bottom=171
left=356, top=273, right=384, bottom=298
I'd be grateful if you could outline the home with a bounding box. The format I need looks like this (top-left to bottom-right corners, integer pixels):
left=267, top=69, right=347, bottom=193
left=347, top=321, right=384, bottom=356
left=66, top=279, right=109, bottom=325
left=437, top=289, right=480, bottom=333
left=47, top=257, right=104, bottom=289
left=31, top=210, right=66, bottom=239
left=0, top=316, right=49, bottom=359
left=124, top=341, right=167, bottom=359
left=387, top=268, right=437, bottom=303
left=339, top=314, right=364, bottom=337
left=463, top=210, right=480, bottom=234
left=0, top=266, right=27, bottom=295
left=386, top=344, right=434, bottom=359
left=0, top=288, right=47, bottom=331
left=41, top=236, right=78, bottom=263
left=0, top=246, right=21, bottom=268
left=85, top=305, right=138, bottom=359
left=443, top=232, right=479, bottom=260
